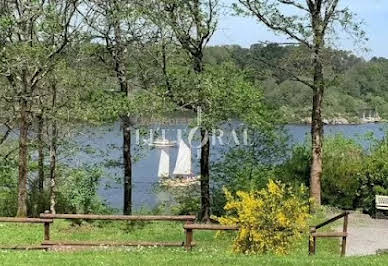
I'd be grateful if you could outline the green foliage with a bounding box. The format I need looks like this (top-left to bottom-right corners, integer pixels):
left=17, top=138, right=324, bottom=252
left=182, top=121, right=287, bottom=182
left=279, top=135, right=364, bottom=210
left=217, top=180, right=309, bottom=255
left=166, top=62, right=278, bottom=130
left=0, top=148, right=109, bottom=217
left=211, top=121, right=288, bottom=216
left=322, top=136, right=364, bottom=209
left=277, top=144, right=311, bottom=187
left=0, top=157, right=18, bottom=217
left=203, top=44, right=388, bottom=123
left=358, top=137, right=388, bottom=215
left=56, top=167, right=109, bottom=214
left=159, top=183, right=200, bottom=216
left=277, top=133, right=388, bottom=213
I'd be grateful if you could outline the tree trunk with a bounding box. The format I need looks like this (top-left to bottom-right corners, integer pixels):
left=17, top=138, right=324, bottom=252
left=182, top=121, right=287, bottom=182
left=49, top=84, right=57, bottom=214
left=310, top=22, right=324, bottom=207
left=49, top=119, right=57, bottom=214
left=193, top=53, right=211, bottom=222
left=310, top=86, right=323, bottom=207
left=199, top=128, right=211, bottom=222
left=123, top=117, right=132, bottom=215
left=111, top=14, right=132, bottom=215
left=16, top=97, right=29, bottom=217
left=37, top=111, right=44, bottom=192
left=116, top=59, right=132, bottom=215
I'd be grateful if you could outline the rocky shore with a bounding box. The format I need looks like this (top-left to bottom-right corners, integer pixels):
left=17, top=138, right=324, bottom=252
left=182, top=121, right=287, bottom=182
left=300, top=116, right=383, bottom=125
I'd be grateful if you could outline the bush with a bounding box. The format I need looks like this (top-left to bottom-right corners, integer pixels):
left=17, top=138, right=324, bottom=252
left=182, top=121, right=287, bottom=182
left=321, top=135, right=364, bottom=209
left=158, top=182, right=200, bottom=216
left=217, top=180, right=309, bottom=255
left=0, top=157, right=110, bottom=216
left=278, top=135, right=365, bottom=210
left=276, top=144, right=311, bottom=187
left=0, top=158, right=18, bottom=217
left=212, top=128, right=288, bottom=217
left=358, top=138, right=388, bottom=215
left=55, top=167, right=110, bottom=214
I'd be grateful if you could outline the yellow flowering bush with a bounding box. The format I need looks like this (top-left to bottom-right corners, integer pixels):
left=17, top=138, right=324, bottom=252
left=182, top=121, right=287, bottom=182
left=217, top=180, right=310, bottom=255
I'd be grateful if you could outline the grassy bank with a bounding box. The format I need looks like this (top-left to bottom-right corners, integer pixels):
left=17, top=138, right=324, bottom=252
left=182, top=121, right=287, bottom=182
left=0, top=219, right=387, bottom=265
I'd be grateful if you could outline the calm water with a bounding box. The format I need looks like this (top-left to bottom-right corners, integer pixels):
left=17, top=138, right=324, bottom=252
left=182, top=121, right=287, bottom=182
left=68, top=122, right=387, bottom=212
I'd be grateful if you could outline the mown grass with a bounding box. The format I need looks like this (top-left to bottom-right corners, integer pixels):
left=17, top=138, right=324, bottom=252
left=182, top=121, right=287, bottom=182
left=0, top=218, right=386, bottom=266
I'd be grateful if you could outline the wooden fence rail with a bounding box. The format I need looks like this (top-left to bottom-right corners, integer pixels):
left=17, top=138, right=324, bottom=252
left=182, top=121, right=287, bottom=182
left=0, top=217, right=53, bottom=247
left=183, top=224, right=239, bottom=250
left=309, top=211, right=349, bottom=256
left=39, top=211, right=196, bottom=248
left=40, top=213, right=195, bottom=222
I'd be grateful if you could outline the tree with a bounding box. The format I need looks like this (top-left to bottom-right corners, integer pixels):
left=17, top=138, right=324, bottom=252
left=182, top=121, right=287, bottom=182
left=0, top=0, right=80, bottom=217
left=146, top=0, right=219, bottom=222
left=235, top=0, right=365, bottom=207
left=82, top=0, right=149, bottom=215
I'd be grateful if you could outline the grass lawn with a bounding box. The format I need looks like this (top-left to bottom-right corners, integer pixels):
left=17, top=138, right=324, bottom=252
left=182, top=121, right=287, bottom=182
left=0, top=219, right=386, bottom=266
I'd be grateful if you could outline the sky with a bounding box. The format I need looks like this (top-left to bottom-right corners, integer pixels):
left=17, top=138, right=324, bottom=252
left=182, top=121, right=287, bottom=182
left=210, top=0, right=388, bottom=59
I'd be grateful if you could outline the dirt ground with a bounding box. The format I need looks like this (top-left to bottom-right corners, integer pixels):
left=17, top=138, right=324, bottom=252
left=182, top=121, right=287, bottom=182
left=335, top=212, right=388, bottom=256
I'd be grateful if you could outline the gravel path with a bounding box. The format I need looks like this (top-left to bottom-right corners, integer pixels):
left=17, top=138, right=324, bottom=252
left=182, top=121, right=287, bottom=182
left=336, top=212, right=388, bottom=256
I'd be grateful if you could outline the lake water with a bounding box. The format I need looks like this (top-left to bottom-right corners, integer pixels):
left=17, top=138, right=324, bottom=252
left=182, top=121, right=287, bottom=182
left=70, top=122, right=387, bottom=212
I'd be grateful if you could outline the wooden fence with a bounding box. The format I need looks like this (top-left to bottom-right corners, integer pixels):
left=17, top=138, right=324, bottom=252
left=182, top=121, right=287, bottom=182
left=0, top=217, right=53, bottom=250
left=39, top=212, right=196, bottom=248
left=0, top=211, right=351, bottom=254
left=309, top=211, right=349, bottom=256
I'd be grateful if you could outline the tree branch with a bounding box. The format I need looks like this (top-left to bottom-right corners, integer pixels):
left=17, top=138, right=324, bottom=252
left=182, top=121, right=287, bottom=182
left=30, top=0, right=78, bottom=90
left=239, top=0, right=312, bottom=48
left=0, top=122, right=12, bottom=145
left=322, top=0, right=339, bottom=33
left=278, top=0, right=309, bottom=11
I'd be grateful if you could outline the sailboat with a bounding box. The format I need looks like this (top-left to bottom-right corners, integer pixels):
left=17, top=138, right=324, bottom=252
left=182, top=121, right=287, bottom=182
left=173, top=139, right=192, bottom=177
left=158, top=139, right=199, bottom=187
left=157, top=149, right=170, bottom=178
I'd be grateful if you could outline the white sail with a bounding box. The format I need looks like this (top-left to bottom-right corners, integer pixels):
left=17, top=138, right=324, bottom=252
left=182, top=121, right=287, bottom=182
left=173, top=140, right=192, bottom=176
left=158, top=149, right=170, bottom=178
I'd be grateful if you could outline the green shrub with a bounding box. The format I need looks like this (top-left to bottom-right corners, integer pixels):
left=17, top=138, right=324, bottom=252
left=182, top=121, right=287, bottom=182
left=321, top=135, right=364, bottom=209
left=0, top=157, right=110, bottom=217
left=276, top=144, right=311, bottom=187
left=158, top=182, right=200, bottom=216
left=212, top=129, right=288, bottom=216
left=358, top=138, right=388, bottom=215
left=0, top=158, right=18, bottom=216
left=278, top=135, right=365, bottom=210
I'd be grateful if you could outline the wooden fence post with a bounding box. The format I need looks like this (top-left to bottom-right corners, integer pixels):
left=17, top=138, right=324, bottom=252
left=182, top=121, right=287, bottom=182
left=309, top=227, right=316, bottom=255
left=44, top=222, right=50, bottom=241
left=44, top=210, right=51, bottom=241
left=309, top=236, right=316, bottom=255
left=185, top=229, right=193, bottom=251
left=341, top=212, right=349, bottom=256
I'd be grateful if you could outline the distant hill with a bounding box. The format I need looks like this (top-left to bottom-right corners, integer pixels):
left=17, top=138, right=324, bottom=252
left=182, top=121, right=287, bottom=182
left=204, top=44, right=388, bottom=124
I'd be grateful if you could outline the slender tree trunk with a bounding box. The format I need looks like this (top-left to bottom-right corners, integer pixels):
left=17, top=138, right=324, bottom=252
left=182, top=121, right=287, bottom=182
left=16, top=96, right=29, bottom=217
left=37, top=111, right=45, bottom=192
left=193, top=53, right=211, bottom=222
left=115, top=54, right=132, bottom=215
left=111, top=14, right=132, bottom=215
left=199, top=128, right=211, bottom=222
left=123, top=118, right=132, bottom=215
left=49, top=84, right=57, bottom=214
